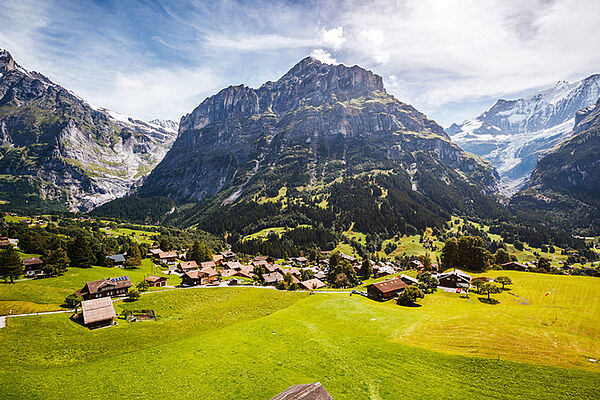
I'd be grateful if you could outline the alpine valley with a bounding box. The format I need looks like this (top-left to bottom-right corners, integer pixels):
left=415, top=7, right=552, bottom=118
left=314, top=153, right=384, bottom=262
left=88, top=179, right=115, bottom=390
left=0, top=49, right=178, bottom=212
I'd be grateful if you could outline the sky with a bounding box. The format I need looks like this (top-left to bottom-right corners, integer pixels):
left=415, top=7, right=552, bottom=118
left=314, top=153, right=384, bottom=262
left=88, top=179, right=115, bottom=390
left=1, top=0, right=599, bottom=127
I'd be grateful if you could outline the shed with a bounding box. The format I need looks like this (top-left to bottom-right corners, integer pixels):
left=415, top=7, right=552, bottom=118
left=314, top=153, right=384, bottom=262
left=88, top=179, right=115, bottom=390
left=81, top=297, right=116, bottom=329
left=145, top=275, right=167, bottom=287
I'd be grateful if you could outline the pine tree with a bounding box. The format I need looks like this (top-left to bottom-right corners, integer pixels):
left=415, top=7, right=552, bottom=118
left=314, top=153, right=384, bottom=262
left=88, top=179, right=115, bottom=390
left=42, top=248, right=70, bottom=276
left=0, top=245, right=23, bottom=283
left=68, top=234, right=94, bottom=268
left=359, top=258, right=372, bottom=280
left=125, top=242, right=142, bottom=269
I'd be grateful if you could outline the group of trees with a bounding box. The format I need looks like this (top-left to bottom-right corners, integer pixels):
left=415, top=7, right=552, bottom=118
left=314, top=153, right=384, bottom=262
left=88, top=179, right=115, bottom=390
left=327, top=253, right=360, bottom=288
left=441, top=236, right=491, bottom=272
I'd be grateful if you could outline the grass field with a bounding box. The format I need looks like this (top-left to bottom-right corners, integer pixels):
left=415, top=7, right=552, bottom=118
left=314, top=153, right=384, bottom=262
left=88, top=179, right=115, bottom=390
left=0, top=259, right=177, bottom=315
left=0, top=272, right=598, bottom=399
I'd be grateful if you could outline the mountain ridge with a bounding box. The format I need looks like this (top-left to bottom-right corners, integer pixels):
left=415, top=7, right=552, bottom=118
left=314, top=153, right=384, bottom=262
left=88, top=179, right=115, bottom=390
left=0, top=48, right=178, bottom=211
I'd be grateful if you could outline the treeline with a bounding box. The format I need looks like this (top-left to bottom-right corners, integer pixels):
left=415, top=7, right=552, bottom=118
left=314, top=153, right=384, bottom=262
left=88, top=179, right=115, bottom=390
left=90, top=196, right=175, bottom=224
left=232, top=225, right=339, bottom=259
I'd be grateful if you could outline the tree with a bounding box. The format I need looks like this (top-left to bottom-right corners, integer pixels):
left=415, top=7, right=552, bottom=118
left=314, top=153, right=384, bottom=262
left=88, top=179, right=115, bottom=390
left=441, top=237, right=459, bottom=269
left=329, top=253, right=340, bottom=269
left=494, top=248, right=511, bottom=266
left=300, top=268, right=315, bottom=281
left=417, top=271, right=439, bottom=293
left=159, top=238, right=170, bottom=251
left=471, top=279, right=484, bottom=293
left=189, top=240, right=212, bottom=263
left=480, top=282, right=501, bottom=300
left=68, top=234, right=94, bottom=268
left=537, top=257, right=551, bottom=272
left=136, top=280, right=150, bottom=292
left=397, top=286, right=424, bottom=306
left=359, top=258, right=372, bottom=280
left=0, top=245, right=23, bottom=283
left=64, top=293, right=83, bottom=309
left=419, top=252, right=433, bottom=271
left=125, top=242, right=142, bottom=269
left=127, top=288, right=140, bottom=300
left=42, top=248, right=70, bottom=277
left=494, top=276, right=512, bottom=290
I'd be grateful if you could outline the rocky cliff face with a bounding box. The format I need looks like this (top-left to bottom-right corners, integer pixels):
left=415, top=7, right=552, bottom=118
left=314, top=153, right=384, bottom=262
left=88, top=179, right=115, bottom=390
left=0, top=49, right=178, bottom=211
left=139, top=57, right=502, bottom=233
left=448, top=75, right=600, bottom=192
left=510, top=98, right=600, bottom=235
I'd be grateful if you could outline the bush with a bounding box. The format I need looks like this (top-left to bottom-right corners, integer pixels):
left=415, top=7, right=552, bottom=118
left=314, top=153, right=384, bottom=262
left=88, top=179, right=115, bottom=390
left=64, top=293, right=83, bottom=308
left=127, top=288, right=141, bottom=300
left=397, top=286, right=424, bottom=306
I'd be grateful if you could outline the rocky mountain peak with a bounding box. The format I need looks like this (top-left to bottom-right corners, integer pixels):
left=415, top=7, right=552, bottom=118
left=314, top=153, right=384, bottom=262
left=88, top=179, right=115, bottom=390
left=0, top=49, right=18, bottom=74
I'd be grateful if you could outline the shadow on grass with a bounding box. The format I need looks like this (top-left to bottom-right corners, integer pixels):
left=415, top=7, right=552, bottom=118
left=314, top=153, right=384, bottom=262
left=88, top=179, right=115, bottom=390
left=478, top=297, right=500, bottom=305
left=397, top=302, right=423, bottom=308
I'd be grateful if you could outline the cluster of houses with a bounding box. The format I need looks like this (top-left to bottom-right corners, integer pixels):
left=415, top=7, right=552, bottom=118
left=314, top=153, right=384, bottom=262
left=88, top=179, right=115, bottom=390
left=366, top=269, right=472, bottom=300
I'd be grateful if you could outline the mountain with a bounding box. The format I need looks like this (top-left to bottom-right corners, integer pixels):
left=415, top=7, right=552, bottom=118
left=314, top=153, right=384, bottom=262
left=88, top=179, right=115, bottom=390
left=0, top=49, right=178, bottom=211
left=448, top=75, right=600, bottom=192
left=133, top=57, right=504, bottom=234
left=510, top=98, right=600, bottom=235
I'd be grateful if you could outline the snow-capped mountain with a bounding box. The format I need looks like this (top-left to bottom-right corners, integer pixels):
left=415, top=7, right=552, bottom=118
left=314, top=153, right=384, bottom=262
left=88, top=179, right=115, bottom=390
left=447, top=74, right=600, bottom=192
left=0, top=48, right=178, bottom=211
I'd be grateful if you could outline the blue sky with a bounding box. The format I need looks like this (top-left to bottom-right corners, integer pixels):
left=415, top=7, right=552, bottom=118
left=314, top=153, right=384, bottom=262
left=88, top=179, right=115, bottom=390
left=1, top=0, right=599, bottom=127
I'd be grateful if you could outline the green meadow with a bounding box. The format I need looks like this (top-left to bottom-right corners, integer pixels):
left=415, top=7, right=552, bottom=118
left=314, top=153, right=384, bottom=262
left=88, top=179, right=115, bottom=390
left=0, top=259, right=176, bottom=315
left=0, top=272, right=598, bottom=399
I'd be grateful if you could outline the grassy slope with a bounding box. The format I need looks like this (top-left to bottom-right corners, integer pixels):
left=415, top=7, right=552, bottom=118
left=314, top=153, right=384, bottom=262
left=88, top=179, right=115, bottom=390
left=0, top=287, right=598, bottom=400
left=0, top=259, right=177, bottom=315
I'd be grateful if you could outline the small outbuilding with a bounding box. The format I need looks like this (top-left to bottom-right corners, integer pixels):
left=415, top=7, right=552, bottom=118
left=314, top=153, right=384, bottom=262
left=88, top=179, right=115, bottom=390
left=81, top=297, right=117, bottom=329
left=145, top=275, right=167, bottom=287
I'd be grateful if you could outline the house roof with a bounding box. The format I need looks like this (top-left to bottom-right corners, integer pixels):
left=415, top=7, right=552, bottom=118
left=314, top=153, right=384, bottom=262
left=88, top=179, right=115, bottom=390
left=82, top=276, right=132, bottom=295
left=502, top=261, right=528, bottom=269
left=178, top=261, right=198, bottom=270
left=106, top=254, right=126, bottom=263
left=200, top=261, right=217, bottom=269
left=400, top=274, right=419, bottom=284
left=145, top=275, right=166, bottom=283
left=300, top=278, right=326, bottom=290
left=270, top=382, right=333, bottom=400
left=437, top=269, right=472, bottom=282
left=262, top=272, right=284, bottom=283
left=158, top=251, right=178, bottom=259
left=81, top=297, right=117, bottom=325
left=368, top=277, right=407, bottom=295
left=212, top=254, right=224, bottom=263
left=223, top=261, right=244, bottom=270
left=340, top=253, right=357, bottom=262
left=200, top=267, right=218, bottom=277
left=22, top=257, right=43, bottom=266
left=252, top=256, right=270, bottom=262
left=220, top=250, right=236, bottom=258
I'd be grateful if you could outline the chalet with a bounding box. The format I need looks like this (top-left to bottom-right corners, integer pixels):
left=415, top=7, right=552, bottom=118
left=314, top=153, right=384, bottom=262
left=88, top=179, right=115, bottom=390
left=300, top=278, right=326, bottom=290
left=212, top=254, right=224, bottom=264
left=290, top=257, right=309, bottom=266
left=271, top=382, right=333, bottom=400
left=76, top=276, right=132, bottom=300
left=0, top=241, right=11, bottom=249
left=437, top=269, right=472, bottom=289
left=80, top=297, right=117, bottom=329
left=181, top=268, right=219, bottom=286
left=223, top=261, right=244, bottom=270
left=502, top=261, right=529, bottom=271
left=177, top=260, right=199, bottom=273
left=252, top=255, right=273, bottom=264
left=158, top=251, right=178, bottom=263
left=283, top=267, right=302, bottom=278
left=262, top=272, right=284, bottom=286
left=366, top=277, right=407, bottom=300
left=373, top=264, right=395, bottom=277
left=145, top=275, right=167, bottom=287
left=106, top=254, right=126, bottom=267
left=219, top=250, right=237, bottom=262
left=399, top=274, right=419, bottom=286
left=149, top=248, right=162, bottom=258
left=23, top=257, right=44, bottom=277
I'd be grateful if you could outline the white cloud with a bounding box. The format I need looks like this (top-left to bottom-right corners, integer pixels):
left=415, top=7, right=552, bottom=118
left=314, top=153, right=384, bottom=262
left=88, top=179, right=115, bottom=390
left=321, top=27, right=346, bottom=50
left=310, top=49, right=338, bottom=64
left=358, top=28, right=389, bottom=64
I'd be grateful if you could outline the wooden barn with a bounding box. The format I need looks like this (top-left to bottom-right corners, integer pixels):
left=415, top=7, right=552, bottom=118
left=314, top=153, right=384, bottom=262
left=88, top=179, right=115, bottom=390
left=366, top=277, right=407, bottom=300
left=80, top=297, right=117, bottom=329
left=145, top=275, right=168, bottom=287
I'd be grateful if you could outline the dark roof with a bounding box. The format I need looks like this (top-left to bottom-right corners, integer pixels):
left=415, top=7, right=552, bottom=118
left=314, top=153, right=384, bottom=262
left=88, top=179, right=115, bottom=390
left=82, top=276, right=132, bottom=295
left=271, top=382, right=333, bottom=400
left=106, top=254, right=126, bottom=263
left=368, top=277, right=407, bottom=295
left=81, top=297, right=116, bottom=325
left=502, top=261, right=528, bottom=269
left=437, top=269, right=472, bottom=282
